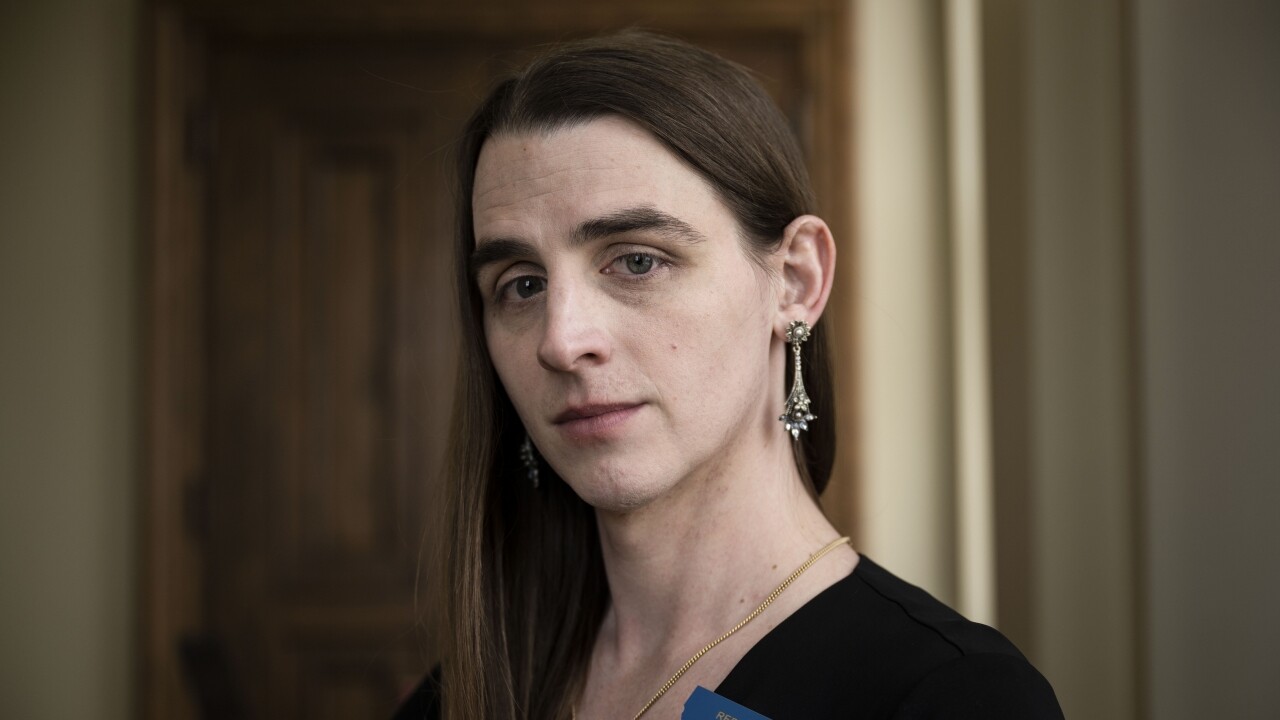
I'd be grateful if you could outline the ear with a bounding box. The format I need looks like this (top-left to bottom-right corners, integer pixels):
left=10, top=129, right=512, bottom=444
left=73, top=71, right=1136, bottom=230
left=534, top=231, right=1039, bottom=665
left=774, top=214, right=837, bottom=335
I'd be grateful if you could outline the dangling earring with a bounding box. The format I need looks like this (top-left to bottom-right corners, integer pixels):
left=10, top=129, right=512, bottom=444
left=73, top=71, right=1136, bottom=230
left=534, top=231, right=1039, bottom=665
left=519, top=434, right=541, bottom=489
left=779, top=319, right=816, bottom=440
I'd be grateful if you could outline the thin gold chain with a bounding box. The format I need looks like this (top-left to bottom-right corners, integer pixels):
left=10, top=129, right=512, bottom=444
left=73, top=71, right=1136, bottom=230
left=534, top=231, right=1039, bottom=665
left=572, top=535, right=852, bottom=720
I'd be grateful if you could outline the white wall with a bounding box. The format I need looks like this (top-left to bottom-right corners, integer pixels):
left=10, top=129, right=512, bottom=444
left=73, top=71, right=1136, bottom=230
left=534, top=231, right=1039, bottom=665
left=1135, top=1, right=1280, bottom=717
left=0, top=0, right=138, bottom=717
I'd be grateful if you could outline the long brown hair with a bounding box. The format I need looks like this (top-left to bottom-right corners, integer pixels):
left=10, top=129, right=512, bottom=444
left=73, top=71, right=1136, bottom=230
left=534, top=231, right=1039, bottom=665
left=438, top=30, right=836, bottom=719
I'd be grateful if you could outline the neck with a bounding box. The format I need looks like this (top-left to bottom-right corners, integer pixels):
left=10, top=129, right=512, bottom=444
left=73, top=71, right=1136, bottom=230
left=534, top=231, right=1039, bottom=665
left=591, top=428, right=841, bottom=667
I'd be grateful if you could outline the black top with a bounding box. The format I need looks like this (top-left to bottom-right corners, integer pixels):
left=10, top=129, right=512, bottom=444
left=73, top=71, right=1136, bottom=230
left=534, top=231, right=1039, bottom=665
left=394, top=556, right=1064, bottom=719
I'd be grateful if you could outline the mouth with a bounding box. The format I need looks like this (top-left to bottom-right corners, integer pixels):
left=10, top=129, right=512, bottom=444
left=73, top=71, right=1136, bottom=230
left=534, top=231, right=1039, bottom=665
left=552, top=402, right=644, bottom=441
left=553, top=402, right=641, bottom=423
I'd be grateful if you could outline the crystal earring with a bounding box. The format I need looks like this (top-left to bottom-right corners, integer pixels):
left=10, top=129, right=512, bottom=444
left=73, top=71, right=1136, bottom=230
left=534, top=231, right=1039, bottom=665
left=519, top=434, right=541, bottom=489
left=779, top=320, right=816, bottom=440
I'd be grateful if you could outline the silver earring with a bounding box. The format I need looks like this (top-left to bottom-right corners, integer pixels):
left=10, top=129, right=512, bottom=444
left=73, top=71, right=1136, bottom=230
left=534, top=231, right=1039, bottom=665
left=519, top=434, right=540, bottom=489
left=779, top=320, right=816, bottom=440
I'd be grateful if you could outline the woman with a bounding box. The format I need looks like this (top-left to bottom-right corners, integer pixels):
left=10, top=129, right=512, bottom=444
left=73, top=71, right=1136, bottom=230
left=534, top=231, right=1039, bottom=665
left=397, top=31, right=1062, bottom=720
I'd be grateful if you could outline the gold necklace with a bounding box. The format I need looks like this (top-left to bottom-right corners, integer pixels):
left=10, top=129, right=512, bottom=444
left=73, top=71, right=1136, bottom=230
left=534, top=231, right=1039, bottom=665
left=574, top=535, right=852, bottom=720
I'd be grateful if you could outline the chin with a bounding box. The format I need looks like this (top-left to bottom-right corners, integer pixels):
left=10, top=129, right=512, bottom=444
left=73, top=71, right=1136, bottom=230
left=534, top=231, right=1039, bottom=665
left=559, top=464, right=675, bottom=514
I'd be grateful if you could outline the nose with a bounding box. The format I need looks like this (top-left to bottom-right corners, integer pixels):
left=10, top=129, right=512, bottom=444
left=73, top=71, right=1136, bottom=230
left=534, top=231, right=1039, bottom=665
left=536, top=279, right=612, bottom=372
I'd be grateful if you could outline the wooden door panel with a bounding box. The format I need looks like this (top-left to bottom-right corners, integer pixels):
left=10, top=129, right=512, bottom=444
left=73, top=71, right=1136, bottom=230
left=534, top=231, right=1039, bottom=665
left=276, top=117, right=406, bottom=588
left=208, top=41, right=477, bottom=718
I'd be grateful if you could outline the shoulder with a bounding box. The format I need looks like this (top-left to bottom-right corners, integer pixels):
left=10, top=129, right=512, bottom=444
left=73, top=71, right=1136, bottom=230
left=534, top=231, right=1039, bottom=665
left=849, top=556, right=1033, bottom=662
left=852, top=558, right=1062, bottom=718
left=716, top=556, right=1063, bottom=719
left=891, top=652, right=1064, bottom=719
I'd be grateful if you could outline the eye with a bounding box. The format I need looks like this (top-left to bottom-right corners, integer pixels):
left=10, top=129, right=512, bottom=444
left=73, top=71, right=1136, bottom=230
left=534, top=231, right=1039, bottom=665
left=511, top=276, right=546, bottom=299
left=624, top=253, right=654, bottom=274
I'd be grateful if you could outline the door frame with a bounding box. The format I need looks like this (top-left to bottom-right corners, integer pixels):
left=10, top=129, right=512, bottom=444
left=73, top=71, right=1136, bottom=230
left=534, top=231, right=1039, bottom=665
left=141, top=3, right=856, bottom=718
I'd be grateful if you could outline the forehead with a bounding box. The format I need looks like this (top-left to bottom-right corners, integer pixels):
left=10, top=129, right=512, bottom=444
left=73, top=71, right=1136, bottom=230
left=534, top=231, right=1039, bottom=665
left=471, top=117, right=726, bottom=241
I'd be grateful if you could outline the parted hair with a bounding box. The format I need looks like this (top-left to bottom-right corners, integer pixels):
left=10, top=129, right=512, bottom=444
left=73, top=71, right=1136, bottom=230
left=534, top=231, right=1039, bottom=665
left=437, top=30, right=836, bottom=719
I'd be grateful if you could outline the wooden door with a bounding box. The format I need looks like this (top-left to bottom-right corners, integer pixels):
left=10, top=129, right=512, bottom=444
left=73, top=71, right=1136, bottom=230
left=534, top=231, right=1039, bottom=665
left=202, top=38, right=480, bottom=718
left=146, top=7, right=853, bottom=719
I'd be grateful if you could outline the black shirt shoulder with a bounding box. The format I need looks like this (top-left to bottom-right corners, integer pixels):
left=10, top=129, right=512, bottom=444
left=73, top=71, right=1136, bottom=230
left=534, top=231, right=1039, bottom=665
left=715, top=556, right=1063, bottom=719
left=890, top=652, right=1064, bottom=719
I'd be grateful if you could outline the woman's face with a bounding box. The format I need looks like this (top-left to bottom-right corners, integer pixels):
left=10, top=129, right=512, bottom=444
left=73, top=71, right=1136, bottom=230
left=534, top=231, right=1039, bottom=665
left=472, top=117, right=781, bottom=511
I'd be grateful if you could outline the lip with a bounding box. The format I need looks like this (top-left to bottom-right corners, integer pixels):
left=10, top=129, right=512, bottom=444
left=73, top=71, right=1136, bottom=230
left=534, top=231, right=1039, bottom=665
left=552, top=402, right=644, bottom=441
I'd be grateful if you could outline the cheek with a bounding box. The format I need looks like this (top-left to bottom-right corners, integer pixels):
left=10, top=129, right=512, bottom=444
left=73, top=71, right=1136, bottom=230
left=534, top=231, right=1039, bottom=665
left=644, top=270, right=773, bottom=410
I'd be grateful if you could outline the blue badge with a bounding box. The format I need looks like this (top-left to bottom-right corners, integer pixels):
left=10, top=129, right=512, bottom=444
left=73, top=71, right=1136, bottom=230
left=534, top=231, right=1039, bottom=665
left=681, top=686, right=772, bottom=720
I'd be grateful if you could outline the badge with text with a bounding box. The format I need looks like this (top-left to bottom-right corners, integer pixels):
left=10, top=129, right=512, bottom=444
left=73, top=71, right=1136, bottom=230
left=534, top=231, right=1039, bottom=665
left=681, top=686, right=772, bottom=720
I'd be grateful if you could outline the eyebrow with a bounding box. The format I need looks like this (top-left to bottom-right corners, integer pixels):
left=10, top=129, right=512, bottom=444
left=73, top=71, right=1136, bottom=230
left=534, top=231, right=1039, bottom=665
left=470, top=205, right=706, bottom=279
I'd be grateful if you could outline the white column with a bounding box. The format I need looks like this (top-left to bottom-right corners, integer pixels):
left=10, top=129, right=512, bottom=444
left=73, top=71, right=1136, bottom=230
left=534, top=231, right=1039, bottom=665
left=854, top=0, right=956, bottom=604
left=944, top=0, right=996, bottom=626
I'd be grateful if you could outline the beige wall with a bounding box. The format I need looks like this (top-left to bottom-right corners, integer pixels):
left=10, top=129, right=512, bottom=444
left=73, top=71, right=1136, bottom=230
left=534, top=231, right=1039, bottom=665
left=856, top=0, right=1279, bottom=718
left=0, top=0, right=138, bottom=717
left=1024, top=2, right=1136, bottom=716
left=1135, top=1, right=1280, bottom=717
left=856, top=3, right=1139, bottom=715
